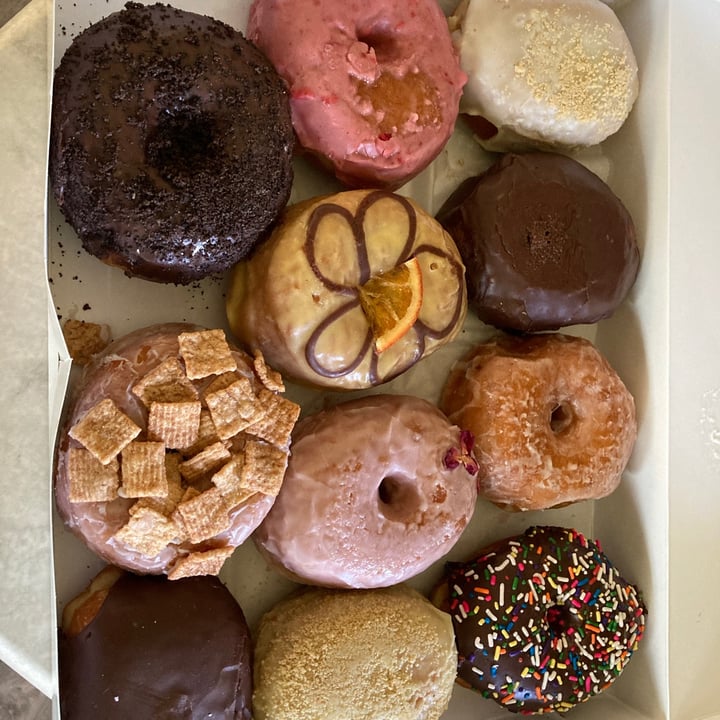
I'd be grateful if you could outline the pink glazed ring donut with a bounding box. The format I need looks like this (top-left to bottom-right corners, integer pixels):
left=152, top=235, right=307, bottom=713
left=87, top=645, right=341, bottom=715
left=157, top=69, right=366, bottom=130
left=253, top=394, right=479, bottom=588
left=247, top=0, right=467, bottom=189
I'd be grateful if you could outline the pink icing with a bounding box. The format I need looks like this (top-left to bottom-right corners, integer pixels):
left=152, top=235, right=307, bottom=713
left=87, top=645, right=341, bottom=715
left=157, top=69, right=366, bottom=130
left=247, top=0, right=467, bottom=188
left=253, top=395, right=478, bottom=588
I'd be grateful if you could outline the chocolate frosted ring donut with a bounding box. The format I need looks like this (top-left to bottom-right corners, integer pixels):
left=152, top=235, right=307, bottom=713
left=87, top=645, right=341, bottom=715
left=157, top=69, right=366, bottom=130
left=432, top=526, right=647, bottom=714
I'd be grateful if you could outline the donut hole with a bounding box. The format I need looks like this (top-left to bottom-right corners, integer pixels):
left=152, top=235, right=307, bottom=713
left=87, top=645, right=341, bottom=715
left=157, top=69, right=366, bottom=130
left=549, top=402, right=575, bottom=434
left=146, top=106, right=217, bottom=180
left=545, top=603, right=577, bottom=637
left=356, top=28, right=398, bottom=65
left=355, top=41, right=441, bottom=137
left=377, top=475, right=422, bottom=523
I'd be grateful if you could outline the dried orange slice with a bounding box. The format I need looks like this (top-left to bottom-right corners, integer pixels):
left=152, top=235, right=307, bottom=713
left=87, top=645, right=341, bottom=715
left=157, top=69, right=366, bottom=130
left=358, top=257, right=423, bottom=353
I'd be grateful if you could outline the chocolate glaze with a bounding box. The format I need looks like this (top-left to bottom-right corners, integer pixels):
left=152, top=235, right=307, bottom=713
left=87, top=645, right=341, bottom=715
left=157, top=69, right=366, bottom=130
left=59, top=573, right=252, bottom=719
left=303, top=191, right=465, bottom=383
left=442, top=526, right=647, bottom=714
left=49, top=2, right=294, bottom=284
left=437, top=153, right=639, bottom=332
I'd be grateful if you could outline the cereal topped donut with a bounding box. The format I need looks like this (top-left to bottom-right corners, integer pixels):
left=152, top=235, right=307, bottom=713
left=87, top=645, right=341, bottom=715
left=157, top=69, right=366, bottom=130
left=254, top=394, right=478, bottom=588
left=449, top=0, right=639, bottom=152
left=432, top=526, right=647, bottom=714
left=49, top=2, right=294, bottom=284
left=440, top=333, right=637, bottom=511
left=247, top=0, right=467, bottom=188
left=54, top=323, right=300, bottom=578
left=226, top=190, right=467, bottom=390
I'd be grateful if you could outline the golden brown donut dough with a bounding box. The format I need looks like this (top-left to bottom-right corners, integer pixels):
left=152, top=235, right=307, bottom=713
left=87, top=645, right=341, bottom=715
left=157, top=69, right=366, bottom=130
left=440, top=333, right=637, bottom=510
left=253, top=585, right=457, bottom=720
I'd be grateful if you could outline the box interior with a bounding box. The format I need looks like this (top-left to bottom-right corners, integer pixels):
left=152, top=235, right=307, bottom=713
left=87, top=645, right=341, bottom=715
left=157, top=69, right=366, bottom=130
left=45, top=0, right=678, bottom=718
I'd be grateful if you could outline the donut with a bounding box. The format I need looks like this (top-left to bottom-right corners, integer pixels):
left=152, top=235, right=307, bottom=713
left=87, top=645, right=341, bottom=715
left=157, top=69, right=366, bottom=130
left=247, top=0, right=466, bottom=188
left=449, top=0, right=639, bottom=152
left=431, top=526, right=647, bottom=714
left=254, top=394, right=478, bottom=588
left=226, top=190, right=467, bottom=390
left=440, top=333, right=637, bottom=511
left=59, top=566, right=252, bottom=719
left=54, top=323, right=300, bottom=577
left=437, top=152, right=640, bottom=332
left=49, top=2, right=294, bottom=284
left=253, top=585, right=457, bottom=720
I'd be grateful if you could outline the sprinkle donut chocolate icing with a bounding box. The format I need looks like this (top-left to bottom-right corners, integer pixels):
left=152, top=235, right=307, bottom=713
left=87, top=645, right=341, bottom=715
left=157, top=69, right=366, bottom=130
left=442, top=526, right=647, bottom=714
left=226, top=189, right=468, bottom=390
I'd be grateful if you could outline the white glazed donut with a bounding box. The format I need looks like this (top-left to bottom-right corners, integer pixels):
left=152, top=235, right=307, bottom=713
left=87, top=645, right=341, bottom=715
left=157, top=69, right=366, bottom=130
left=449, top=0, right=639, bottom=151
left=254, top=394, right=479, bottom=588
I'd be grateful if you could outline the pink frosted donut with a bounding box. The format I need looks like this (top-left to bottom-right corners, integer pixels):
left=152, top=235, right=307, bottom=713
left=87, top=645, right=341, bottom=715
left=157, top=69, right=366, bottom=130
left=55, top=323, right=300, bottom=578
left=254, top=394, right=479, bottom=588
left=247, top=0, right=467, bottom=189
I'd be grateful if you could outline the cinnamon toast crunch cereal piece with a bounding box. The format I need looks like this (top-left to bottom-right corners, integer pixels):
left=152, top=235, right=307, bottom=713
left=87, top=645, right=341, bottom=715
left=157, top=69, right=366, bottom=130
left=253, top=350, right=285, bottom=392
left=119, top=441, right=167, bottom=498
left=178, top=329, right=237, bottom=379
left=241, top=440, right=289, bottom=496
left=172, top=487, right=231, bottom=543
left=205, top=379, right=264, bottom=440
left=62, top=319, right=110, bottom=366
left=245, top=389, right=301, bottom=449
left=148, top=400, right=202, bottom=449
left=67, top=448, right=119, bottom=502
left=113, top=505, right=181, bottom=556
left=178, top=441, right=231, bottom=483
left=131, top=358, right=198, bottom=405
left=69, top=398, right=141, bottom=464
left=167, top=546, right=235, bottom=580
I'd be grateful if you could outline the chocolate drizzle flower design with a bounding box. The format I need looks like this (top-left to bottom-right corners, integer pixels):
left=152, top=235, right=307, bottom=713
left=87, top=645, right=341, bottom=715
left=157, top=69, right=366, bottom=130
left=303, top=191, right=465, bottom=384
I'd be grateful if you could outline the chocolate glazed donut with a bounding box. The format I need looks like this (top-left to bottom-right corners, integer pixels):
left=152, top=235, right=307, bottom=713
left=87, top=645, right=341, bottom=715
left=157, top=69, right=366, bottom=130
left=437, top=153, right=639, bottom=332
left=50, top=2, right=294, bottom=284
left=59, top=570, right=253, bottom=719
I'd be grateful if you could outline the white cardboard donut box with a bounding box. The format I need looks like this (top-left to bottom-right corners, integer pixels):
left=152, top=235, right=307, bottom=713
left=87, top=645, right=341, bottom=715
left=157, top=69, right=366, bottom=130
left=0, top=0, right=719, bottom=718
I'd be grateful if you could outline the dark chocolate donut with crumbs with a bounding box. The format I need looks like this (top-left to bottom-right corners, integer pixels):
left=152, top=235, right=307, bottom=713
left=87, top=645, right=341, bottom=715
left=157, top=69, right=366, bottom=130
left=49, top=2, right=294, bottom=284
left=437, top=153, right=639, bottom=333
left=59, top=567, right=253, bottom=719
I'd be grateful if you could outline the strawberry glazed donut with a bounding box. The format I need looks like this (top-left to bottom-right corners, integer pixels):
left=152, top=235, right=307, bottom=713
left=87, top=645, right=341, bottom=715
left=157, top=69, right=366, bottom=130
left=254, top=394, right=479, bottom=588
left=247, top=0, right=467, bottom=189
left=54, top=323, right=300, bottom=579
left=440, top=333, right=637, bottom=511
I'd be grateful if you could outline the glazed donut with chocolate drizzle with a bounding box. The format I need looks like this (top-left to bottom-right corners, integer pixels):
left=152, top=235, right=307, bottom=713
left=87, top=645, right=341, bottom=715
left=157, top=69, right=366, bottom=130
left=226, top=190, right=467, bottom=390
left=432, top=526, right=647, bottom=714
left=440, top=333, right=637, bottom=511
